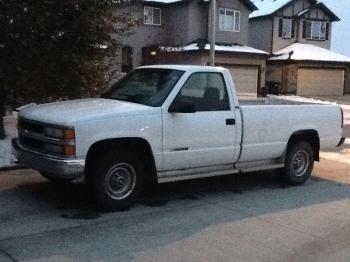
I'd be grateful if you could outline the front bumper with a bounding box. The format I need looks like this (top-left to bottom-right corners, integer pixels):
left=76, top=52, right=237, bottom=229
left=12, top=139, right=85, bottom=179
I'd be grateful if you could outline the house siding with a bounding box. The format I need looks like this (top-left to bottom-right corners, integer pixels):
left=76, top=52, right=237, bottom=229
left=158, top=51, right=266, bottom=92
left=113, top=0, right=267, bottom=96
left=273, top=3, right=332, bottom=52
left=277, top=0, right=311, bottom=17
left=210, top=0, right=250, bottom=45
left=120, top=0, right=256, bottom=70
left=119, top=3, right=165, bottom=67
left=248, top=18, right=273, bottom=52
left=250, top=0, right=333, bottom=53
left=186, top=2, right=208, bottom=43
left=266, top=64, right=283, bottom=83
left=345, top=66, right=350, bottom=94
left=163, top=3, right=191, bottom=45
left=272, top=17, right=297, bottom=52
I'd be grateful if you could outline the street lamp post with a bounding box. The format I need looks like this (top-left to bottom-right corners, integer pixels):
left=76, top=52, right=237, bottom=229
left=210, top=0, right=216, bottom=66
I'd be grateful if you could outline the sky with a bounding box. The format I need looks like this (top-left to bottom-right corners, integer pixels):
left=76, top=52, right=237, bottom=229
left=321, top=0, right=350, bottom=57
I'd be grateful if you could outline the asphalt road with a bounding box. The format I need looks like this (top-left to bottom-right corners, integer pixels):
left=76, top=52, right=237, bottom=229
left=1, top=156, right=350, bottom=262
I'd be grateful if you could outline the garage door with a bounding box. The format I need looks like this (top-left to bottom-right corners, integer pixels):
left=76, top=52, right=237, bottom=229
left=297, top=68, right=344, bottom=96
left=228, top=66, right=259, bottom=95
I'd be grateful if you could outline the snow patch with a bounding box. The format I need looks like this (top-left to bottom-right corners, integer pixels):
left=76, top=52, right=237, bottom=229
left=0, top=114, right=18, bottom=168
left=0, top=138, right=13, bottom=168
left=268, top=95, right=337, bottom=105
left=144, top=0, right=182, bottom=3
left=250, top=0, right=292, bottom=18
left=161, top=43, right=268, bottom=55
left=269, top=43, right=350, bottom=63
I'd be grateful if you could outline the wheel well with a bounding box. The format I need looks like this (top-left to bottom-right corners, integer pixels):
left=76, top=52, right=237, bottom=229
left=287, top=130, right=320, bottom=161
left=85, top=138, right=157, bottom=183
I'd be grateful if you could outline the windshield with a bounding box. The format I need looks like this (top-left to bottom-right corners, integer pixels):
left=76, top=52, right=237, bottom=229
left=103, top=68, right=185, bottom=107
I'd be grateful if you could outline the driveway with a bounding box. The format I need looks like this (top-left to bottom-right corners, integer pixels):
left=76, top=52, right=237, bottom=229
left=0, top=96, right=349, bottom=261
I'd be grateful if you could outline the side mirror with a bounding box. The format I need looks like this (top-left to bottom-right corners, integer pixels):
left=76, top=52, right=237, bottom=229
left=168, top=100, right=196, bottom=113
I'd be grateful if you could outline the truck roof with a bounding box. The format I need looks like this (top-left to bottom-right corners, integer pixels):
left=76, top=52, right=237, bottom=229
left=138, top=64, right=227, bottom=72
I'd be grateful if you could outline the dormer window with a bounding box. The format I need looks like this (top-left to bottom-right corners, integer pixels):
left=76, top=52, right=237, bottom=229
left=304, top=20, right=329, bottom=41
left=278, top=18, right=295, bottom=39
left=219, top=8, right=240, bottom=32
left=282, top=19, right=291, bottom=38
left=144, top=6, right=161, bottom=26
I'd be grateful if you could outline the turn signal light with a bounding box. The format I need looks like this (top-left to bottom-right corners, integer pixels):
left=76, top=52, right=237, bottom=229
left=64, top=145, right=76, bottom=156
left=64, top=129, right=75, bottom=139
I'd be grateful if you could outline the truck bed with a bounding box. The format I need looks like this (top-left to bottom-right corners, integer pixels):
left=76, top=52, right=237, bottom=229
left=238, top=96, right=332, bottom=106
left=236, top=97, right=342, bottom=163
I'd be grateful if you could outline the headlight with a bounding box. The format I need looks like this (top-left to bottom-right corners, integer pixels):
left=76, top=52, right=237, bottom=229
left=44, top=127, right=75, bottom=139
left=43, top=143, right=76, bottom=156
left=43, top=126, right=76, bottom=156
left=44, top=143, right=64, bottom=154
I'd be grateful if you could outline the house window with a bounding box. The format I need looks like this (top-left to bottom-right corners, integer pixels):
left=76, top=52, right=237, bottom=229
left=282, top=19, right=292, bottom=38
left=144, top=6, right=161, bottom=26
left=219, top=8, right=240, bottom=32
left=121, top=46, right=133, bottom=73
left=278, top=18, right=295, bottom=39
left=304, top=21, right=328, bottom=40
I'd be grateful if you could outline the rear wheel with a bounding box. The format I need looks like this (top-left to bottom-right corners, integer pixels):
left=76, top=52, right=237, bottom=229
left=281, top=141, right=314, bottom=185
left=86, top=150, right=144, bottom=211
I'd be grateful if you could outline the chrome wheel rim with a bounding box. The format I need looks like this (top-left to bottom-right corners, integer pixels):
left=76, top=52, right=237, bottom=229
left=105, top=163, right=136, bottom=200
left=292, top=150, right=309, bottom=177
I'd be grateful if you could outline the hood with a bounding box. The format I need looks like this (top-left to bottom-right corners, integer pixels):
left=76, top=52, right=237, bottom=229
left=19, top=98, right=156, bottom=126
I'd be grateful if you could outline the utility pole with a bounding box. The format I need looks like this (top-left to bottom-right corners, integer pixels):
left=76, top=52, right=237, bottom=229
left=210, top=0, right=216, bottom=66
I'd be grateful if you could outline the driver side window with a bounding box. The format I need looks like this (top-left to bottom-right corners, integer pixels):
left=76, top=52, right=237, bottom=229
left=173, top=72, right=230, bottom=111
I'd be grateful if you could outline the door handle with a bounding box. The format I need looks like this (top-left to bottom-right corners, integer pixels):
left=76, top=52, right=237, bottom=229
left=226, top=118, right=236, bottom=125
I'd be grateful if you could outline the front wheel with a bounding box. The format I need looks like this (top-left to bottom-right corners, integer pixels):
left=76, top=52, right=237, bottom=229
left=281, top=141, right=315, bottom=185
left=86, top=150, right=144, bottom=211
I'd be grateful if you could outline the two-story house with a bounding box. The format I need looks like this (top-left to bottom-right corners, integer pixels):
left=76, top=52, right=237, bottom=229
left=249, top=0, right=350, bottom=96
left=120, top=0, right=268, bottom=95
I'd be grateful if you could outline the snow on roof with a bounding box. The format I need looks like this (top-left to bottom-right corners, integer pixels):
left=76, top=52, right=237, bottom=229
left=161, top=43, right=268, bottom=55
left=250, top=0, right=292, bottom=18
left=143, top=0, right=182, bottom=3
left=297, top=8, right=310, bottom=16
left=269, top=43, right=350, bottom=63
left=250, top=0, right=339, bottom=21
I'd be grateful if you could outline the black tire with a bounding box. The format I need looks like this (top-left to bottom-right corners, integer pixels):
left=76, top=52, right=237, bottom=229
left=86, top=150, right=144, bottom=211
left=40, top=172, right=75, bottom=183
left=281, top=141, right=314, bottom=185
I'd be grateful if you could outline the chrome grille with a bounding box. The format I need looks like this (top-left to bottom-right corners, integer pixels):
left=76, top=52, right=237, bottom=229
left=18, top=118, right=46, bottom=152
left=17, top=118, right=75, bottom=158
left=19, top=119, right=44, bottom=134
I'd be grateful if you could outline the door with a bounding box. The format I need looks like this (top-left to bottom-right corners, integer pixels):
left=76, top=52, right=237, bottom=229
left=162, top=72, right=238, bottom=171
left=228, top=66, right=259, bottom=95
left=297, top=68, right=345, bottom=96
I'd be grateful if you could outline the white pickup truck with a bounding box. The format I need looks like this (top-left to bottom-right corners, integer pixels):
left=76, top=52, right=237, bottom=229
left=13, top=65, right=344, bottom=210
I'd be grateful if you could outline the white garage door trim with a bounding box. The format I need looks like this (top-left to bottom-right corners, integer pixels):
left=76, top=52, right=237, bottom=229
left=297, top=68, right=345, bottom=96
left=227, top=66, right=259, bottom=96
